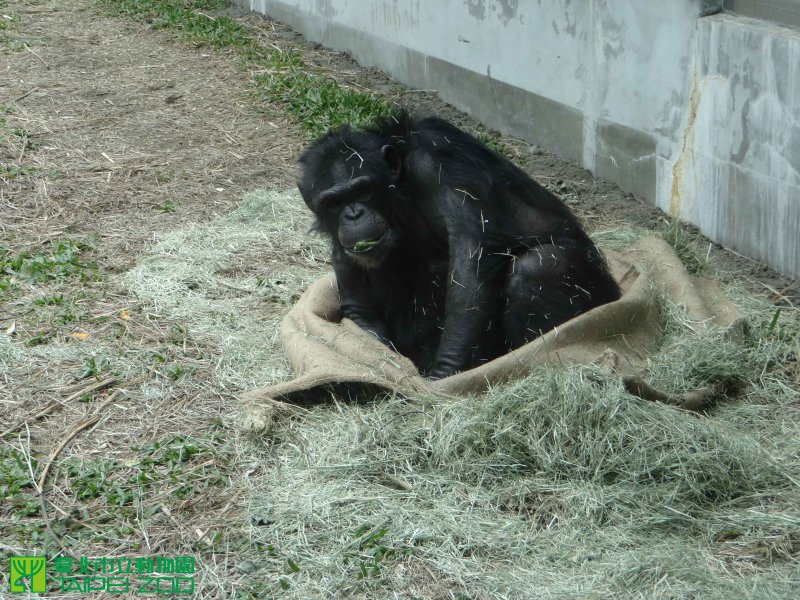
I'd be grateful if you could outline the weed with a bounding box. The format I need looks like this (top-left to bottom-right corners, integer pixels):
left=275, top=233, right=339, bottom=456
left=190, top=0, right=230, bottom=9
left=79, top=355, right=110, bottom=379
left=25, top=332, right=54, bottom=347
left=10, top=127, right=41, bottom=151
left=168, top=322, right=189, bottom=344
left=55, top=433, right=231, bottom=513
left=2, top=242, right=97, bottom=306
left=150, top=351, right=168, bottom=363
left=0, top=10, right=23, bottom=51
left=660, top=219, right=710, bottom=274
left=0, top=447, right=42, bottom=519
left=0, top=13, right=20, bottom=30
left=0, top=240, right=99, bottom=284
left=389, top=84, right=407, bottom=97
left=165, top=364, right=195, bottom=380
left=66, top=460, right=134, bottom=505
left=256, top=69, right=392, bottom=137
left=0, top=253, right=18, bottom=299
left=154, top=199, right=177, bottom=212
left=104, top=0, right=251, bottom=48
left=154, top=169, right=174, bottom=183
left=285, top=558, right=300, bottom=574
left=57, top=308, right=77, bottom=324
left=475, top=128, right=512, bottom=157
left=34, top=294, right=66, bottom=306
left=140, top=436, right=201, bottom=466
left=4, top=133, right=42, bottom=152
left=135, top=434, right=230, bottom=496
left=0, top=446, right=36, bottom=498
left=344, top=524, right=399, bottom=579
left=100, top=0, right=393, bottom=137
left=0, top=165, right=37, bottom=178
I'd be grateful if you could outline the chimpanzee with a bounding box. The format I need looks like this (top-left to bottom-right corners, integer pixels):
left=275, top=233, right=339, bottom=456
left=297, top=113, right=620, bottom=379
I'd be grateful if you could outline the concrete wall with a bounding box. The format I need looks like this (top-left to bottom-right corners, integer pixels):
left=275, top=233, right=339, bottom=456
left=235, top=0, right=800, bottom=279
left=674, top=14, right=800, bottom=278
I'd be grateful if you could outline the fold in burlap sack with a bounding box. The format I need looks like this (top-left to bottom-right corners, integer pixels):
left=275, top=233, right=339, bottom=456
left=246, top=237, right=744, bottom=413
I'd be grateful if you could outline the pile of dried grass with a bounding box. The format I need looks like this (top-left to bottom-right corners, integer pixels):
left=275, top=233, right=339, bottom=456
left=120, top=189, right=799, bottom=598
left=242, top=348, right=798, bottom=596
left=122, top=189, right=329, bottom=389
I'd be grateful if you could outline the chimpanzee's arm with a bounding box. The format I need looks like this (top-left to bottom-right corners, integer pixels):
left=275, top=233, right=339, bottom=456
left=332, top=250, right=391, bottom=345
left=429, top=237, right=503, bottom=379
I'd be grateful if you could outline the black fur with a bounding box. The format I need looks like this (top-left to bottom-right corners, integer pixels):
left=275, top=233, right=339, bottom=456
left=297, top=114, right=621, bottom=378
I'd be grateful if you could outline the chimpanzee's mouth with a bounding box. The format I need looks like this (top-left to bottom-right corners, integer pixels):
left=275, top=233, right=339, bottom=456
left=347, top=233, right=386, bottom=253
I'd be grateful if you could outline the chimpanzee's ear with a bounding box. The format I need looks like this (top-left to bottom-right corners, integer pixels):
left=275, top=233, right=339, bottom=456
left=381, top=144, right=401, bottom=178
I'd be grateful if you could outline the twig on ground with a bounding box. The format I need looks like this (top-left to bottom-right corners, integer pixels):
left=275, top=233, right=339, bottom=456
left=37, top=414, right=102, bottom=492
left=14, top=87, right=39, bottom=102
left=1, top=377, right=120, bottom=438
left=1, top=400, right=59, bottom=438
left=37, top=375, right=147, bottom=490
left=24, top=44, right=50, bottom=69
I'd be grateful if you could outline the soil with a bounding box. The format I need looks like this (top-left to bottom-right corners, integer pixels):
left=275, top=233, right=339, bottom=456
left=2, top=1, right=299, bottom=272
left=0, top=0, right=797, bottom=594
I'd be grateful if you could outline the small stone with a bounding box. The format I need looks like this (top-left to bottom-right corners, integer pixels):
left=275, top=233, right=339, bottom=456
left=236, top=560, right=258, bottom=574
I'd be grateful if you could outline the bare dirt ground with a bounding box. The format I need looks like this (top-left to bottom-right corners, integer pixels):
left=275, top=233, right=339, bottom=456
left=1, top=0, right=306, bottom=595
left=2, top=0, right=297, bottom=262
left=1, top=0, right=798, bottom=597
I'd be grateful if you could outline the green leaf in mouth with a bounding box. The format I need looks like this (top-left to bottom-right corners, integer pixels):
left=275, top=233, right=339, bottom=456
left=353, top=239, right=380, bottom=252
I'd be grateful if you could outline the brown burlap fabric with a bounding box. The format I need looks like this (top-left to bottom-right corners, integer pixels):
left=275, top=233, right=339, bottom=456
left=245, top=237, right=744, bottom=413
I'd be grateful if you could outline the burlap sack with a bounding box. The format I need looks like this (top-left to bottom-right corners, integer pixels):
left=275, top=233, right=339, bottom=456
left=244, top=237, right=744, bottom=418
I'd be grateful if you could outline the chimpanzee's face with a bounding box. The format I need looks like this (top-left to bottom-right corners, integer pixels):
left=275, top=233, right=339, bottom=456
left=298, top=142, right=403, bottom=269
left=311, top=191, right=397, bottom=269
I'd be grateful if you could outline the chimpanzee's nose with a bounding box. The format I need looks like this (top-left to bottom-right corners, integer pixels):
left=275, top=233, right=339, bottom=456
left=343, top=204, right=365, bottom=221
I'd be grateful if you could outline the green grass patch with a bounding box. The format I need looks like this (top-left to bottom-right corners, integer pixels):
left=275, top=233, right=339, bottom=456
left=1, top=241, right=99, bottom=308
left=154, top=168, right=174, bottom=183
left=99, top=0, right=393, bottom=136
left=79, top=355, right=113, bottom=379
left=0, top=432, right=234, bottom=548
left=0, top=446, right=37, bottom=499
left=34, top=293, right=66, bottom=306
left=475, top=127, right=512, bottom=157
left=0, top=7, right=23, bottom=51
left=253, top=57, right=393, bottom=137
left=660, top=219, right=711, bottom=274
left=105, top=0, right=250, bottom=47
left=1, top=241, right=98, bottom=287
left=0, top=165, right=38, bottom=179
left=154, top=198, right=177, bottom=212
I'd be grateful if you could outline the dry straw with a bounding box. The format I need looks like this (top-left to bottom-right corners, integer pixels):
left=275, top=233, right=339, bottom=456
left=162, top=192, right=800, bottom=599
left=122, top=189, right=330, bottom=390
left=95, top=189, right=800, bottom=597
